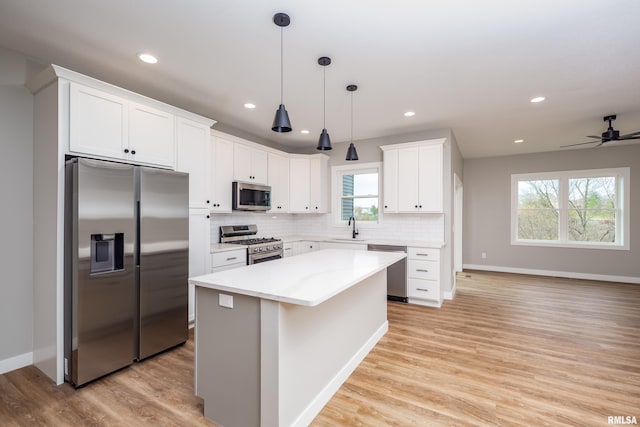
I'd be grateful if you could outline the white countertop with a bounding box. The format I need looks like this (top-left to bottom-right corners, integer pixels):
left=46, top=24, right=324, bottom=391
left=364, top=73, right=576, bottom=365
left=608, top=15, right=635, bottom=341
left=190, top=249, right=406, bottom=307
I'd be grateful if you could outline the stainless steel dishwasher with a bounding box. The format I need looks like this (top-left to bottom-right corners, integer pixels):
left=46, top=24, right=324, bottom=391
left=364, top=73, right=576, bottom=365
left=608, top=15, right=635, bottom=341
left=367, top=244, right=407, bottom=302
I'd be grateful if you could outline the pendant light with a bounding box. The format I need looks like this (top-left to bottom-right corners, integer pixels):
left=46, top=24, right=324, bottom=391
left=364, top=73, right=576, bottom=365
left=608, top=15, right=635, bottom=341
left=345, top=84, right=359, bottom=161
left=272, top=13, right=292, bottom=132
left=316, top=56, right=332, bottom=150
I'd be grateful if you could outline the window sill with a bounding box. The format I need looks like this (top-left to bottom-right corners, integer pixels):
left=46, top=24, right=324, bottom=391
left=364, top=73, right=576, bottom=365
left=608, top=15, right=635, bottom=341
left=511, top=240, right=629, bottom=251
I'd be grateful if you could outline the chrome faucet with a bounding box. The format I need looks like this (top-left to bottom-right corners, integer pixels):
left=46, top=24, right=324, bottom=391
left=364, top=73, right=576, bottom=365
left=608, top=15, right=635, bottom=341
left=347, top=216, right=359, bottom=239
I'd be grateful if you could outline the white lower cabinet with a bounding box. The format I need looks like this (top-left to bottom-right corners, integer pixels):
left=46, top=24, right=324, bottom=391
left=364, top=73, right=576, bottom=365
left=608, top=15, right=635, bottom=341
left=283, top=242, right=294, bottom=257
left=211, top=249, right=247, bottom=272
left=188, top=209, right=211, bottom=322
left=406, top=247, right=442, bottom=307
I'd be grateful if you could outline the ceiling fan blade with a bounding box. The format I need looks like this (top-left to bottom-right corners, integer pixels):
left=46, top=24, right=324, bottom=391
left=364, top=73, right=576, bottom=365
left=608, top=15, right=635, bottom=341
left=560, top=140, right=600, bottom=148
left=620, top=131, right=640, bottom=138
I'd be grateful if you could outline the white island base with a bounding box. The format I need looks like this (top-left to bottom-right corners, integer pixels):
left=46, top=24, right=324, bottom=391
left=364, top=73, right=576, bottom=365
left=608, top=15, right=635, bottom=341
left=192, top=249, right=404, bottom=427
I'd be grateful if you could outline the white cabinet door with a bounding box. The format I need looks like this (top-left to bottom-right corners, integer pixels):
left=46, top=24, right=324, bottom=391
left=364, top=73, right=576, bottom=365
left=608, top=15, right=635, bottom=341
left=383, top=149, right=398, bottom=213
left=234, top=144, right=268, bottom=184
left=128, top=102, right=175, bottom=167
left=289, top=157, right=311, bottom=213
left=309, top=156, right=329, bottom=213
left=211, top=137, right=234, bottom=212
left=69, top=82, right=128, bottom=159
left=176, top=118, right=211, bottom=209
left=188, top=209, right=211, bottom=322
left=395, top=143, right=443, bottom=213
left=397, top=147, right=420, bottom=212
left=268, top=152, right=289, bottom=212
left=417, top=144, right=443, bottom=212
left=251, top=149, right=268, bottom=184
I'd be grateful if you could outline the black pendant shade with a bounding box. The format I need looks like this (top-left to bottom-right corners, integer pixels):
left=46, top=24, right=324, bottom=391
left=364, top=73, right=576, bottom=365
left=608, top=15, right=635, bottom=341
left=272, top=13, right=292, bottom=133
left=272, top=104, right=292, bottom=132
left=345, top=84, right=359, bottom=161
left=316, top=56, right=332, bottom=150
left=346, top=142, right=359, bottom=161
left=317, top=128, right=332, bottom=150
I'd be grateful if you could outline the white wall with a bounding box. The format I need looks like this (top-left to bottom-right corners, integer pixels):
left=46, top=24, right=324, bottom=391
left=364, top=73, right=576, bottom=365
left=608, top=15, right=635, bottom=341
left=0, top=47, right=35, bottom=371
left=463, top=144, right=640, bottom=282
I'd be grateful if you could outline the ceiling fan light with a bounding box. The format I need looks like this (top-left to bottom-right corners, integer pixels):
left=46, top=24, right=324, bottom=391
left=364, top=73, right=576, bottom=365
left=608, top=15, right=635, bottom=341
left=317, top=128, right=332, bottom=150
left=346, top=143, right=359, bottom=161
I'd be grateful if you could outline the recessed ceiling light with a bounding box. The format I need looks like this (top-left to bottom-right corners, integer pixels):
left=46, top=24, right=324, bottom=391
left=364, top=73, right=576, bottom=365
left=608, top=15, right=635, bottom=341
left=404, top=111, right=416, bottom=117
left=244, top=103, right=256, bottom=109
left=300, top=130, right=310, bottom=134
left=138, top=53, right=158, bottom=64
left=530, top=96, right=545, bottom=103
left=514, top=139, right=524, bottom=144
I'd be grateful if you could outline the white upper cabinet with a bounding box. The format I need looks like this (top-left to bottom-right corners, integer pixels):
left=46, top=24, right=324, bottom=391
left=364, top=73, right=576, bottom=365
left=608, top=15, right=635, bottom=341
left=382, top=139, right=444, bottom=213
left=210, top=136, right=234, bottom=212
left=176, top=118, right=211, bottom=208
left=382, top=149, right=399, bottom=213
left=289, top=157, right=311, bottom=213
left=309, top=156, right=329, bottom=213
left=128, top=102, right=175, bottom=167
left=288, top=155, right=329, bottom=213
left=233, top=143, right=268, bottom=184
left=268, top=152, right=290, bottom=212
left=69, top=82, right=128, bottom=160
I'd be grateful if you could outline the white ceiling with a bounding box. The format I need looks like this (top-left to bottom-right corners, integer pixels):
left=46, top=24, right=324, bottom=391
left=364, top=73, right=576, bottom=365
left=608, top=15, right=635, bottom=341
left=1, top=0, right=639, bottom=158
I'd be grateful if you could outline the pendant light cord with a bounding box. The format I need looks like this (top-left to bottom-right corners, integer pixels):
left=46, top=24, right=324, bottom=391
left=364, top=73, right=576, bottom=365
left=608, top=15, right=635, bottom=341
left=350, top=90, right=354, bottom=143
left=323, top=66, right=326, bottom=128
left=280, top=27, right=284, bottom=104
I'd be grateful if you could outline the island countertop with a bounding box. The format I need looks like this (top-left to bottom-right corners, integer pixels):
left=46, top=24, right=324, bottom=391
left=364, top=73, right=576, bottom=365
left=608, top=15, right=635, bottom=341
left=189, top=248, right=406, bottom=307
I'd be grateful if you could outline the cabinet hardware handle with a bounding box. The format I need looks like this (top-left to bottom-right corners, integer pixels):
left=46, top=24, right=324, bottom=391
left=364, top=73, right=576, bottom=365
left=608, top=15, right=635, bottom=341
left=206, top=215, right=210, bottom=219
left=384, top=205, right=388, bottom=208
left=305, top=207, right=309, bottom=210
left=206, top=200, right=210, bottom=204
left=131, top=150, right=136, bottom=155
left=416, top=253, right=429, bottom=256
left=226, top=257, right=237, bottom=261
left=124, top=148, right=129, bottom=153
left=419, top=205, right=422, bottom=208
left=416, top=269, right=429, bottom=272
left=416, top=288, right=429, bottom=292
left=415, top=205, right=418, bottom=208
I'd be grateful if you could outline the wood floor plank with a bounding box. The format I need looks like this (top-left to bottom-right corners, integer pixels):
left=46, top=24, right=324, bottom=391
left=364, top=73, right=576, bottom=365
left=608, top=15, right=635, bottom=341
left=1, top=270, right=638, bottom=426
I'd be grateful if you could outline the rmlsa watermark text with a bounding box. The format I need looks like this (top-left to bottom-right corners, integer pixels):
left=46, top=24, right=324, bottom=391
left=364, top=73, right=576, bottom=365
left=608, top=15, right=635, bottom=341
left=608, top=416, right=637, bottom=425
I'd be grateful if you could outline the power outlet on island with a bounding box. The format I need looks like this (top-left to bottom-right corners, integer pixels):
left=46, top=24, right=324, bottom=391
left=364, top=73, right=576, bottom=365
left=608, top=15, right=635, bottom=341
left=219, top=293, right=234, bottom=309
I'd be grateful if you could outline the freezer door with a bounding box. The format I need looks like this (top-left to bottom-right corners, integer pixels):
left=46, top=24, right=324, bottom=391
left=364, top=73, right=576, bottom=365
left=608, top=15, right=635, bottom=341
left=137, top=167, right=189, bottom=360
left=66, top=158, right=136, bottom=386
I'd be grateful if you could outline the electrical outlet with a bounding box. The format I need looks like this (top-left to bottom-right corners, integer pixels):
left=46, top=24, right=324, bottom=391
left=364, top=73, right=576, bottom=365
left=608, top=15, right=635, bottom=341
left=219, top=293, right=234, bottom=309
left=481, top=252, right=487, bottom=259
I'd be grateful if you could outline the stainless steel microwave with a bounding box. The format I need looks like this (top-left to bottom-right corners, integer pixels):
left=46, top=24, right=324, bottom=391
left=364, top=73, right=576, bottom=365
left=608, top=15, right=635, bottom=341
left=232, top=182, right=271, bottom=211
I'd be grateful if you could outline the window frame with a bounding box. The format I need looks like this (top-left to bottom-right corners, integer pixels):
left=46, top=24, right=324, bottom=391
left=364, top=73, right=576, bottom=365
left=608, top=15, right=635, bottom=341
left=510, top=167, right=630, bottom=250
left=332, top=162, right=382, bottom=228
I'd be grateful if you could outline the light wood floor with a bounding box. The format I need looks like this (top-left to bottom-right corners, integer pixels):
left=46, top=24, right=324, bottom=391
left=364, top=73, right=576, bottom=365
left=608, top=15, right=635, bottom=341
left=2, top=271, right=639, bottom=426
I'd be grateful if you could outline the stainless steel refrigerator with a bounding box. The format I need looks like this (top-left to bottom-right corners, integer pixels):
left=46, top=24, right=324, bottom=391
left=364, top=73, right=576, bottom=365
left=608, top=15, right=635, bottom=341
left=64, top=157, right=189, bottom=387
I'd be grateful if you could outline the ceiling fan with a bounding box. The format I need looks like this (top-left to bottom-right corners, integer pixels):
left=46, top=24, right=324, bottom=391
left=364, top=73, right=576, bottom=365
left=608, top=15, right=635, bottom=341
left=561, top=115, right=640, bottom=148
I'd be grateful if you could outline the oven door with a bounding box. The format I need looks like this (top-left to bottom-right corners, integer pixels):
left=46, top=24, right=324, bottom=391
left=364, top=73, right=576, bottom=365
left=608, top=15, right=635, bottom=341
left=249, top=250, right=283, bottom=265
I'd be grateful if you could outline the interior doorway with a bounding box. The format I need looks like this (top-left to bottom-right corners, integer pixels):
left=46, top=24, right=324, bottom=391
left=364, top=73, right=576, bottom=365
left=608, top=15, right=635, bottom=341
left=453, top=173, right=463, bottom=294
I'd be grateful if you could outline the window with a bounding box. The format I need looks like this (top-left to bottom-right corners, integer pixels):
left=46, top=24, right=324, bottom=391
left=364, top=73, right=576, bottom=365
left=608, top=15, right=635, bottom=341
left=511, top=168, right=629, bottom=249
left=333, top=163, right=381, bottom=225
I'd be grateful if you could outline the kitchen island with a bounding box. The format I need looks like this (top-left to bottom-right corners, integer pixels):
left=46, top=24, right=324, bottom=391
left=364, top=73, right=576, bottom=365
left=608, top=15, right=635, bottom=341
left=189, top=249, right=406, bottom=427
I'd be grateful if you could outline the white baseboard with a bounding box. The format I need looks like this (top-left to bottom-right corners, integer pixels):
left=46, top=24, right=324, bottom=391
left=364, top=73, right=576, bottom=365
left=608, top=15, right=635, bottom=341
left=292, top=321, right=389, bottom=427
left=0, top=351, right=33, bottom=375
left=463, top=264, right=640, bottom=285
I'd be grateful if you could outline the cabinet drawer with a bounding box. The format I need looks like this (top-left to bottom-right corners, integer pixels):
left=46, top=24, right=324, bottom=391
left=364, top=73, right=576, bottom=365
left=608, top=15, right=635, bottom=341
left=407, top=278, right=440, bottom=300
left=408, top=259, right=439, bottom=280
left=211, top=262, right=246, bottom=273
left=408, top=247, right=440, bottom=260
left=211, top=249, right=247, bottom=268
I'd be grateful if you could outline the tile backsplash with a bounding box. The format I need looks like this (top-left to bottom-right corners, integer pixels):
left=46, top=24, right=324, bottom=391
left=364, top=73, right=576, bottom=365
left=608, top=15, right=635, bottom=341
left=209, top=212, right=444, bottom=243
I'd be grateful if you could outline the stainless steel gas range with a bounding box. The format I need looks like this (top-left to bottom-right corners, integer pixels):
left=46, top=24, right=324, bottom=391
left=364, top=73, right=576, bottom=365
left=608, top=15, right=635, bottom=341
left=220, top=224, right=284, bottom=264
